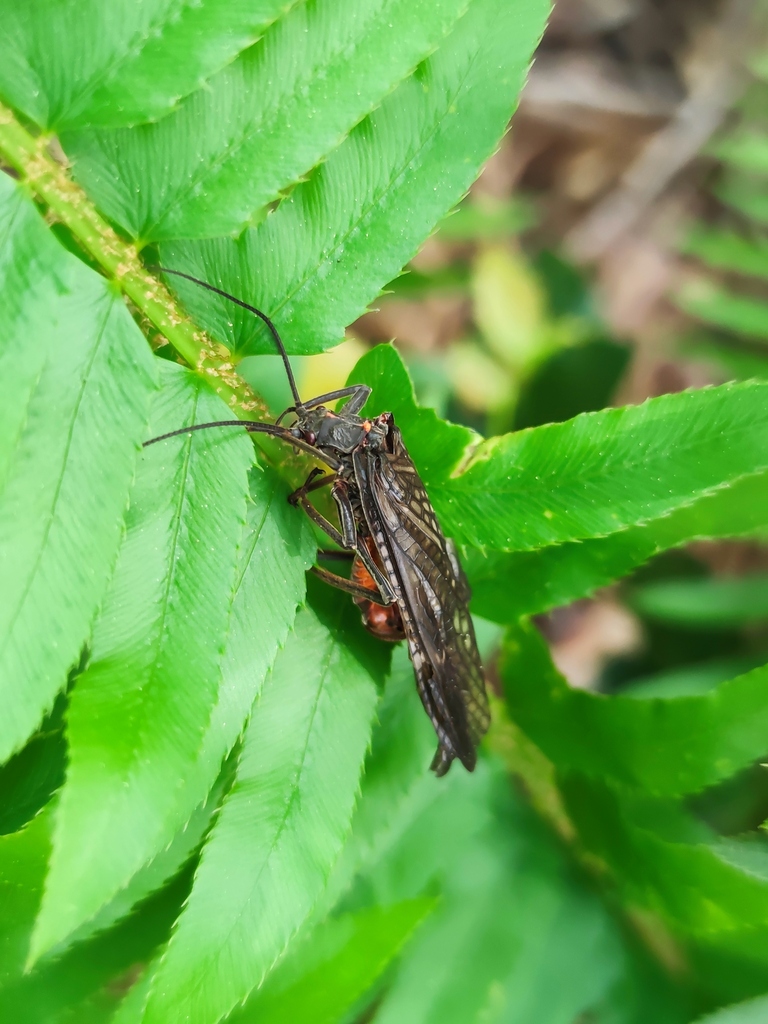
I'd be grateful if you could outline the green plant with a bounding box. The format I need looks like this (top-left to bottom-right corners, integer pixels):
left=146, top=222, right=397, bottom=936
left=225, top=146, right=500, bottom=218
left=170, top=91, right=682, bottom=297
left=3, top=3, right=768, bottom=1023
left=676, top=58, right=768, bottom=379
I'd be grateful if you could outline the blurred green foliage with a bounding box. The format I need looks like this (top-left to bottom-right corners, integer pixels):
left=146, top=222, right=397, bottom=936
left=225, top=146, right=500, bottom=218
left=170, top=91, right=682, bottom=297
left=677, top=70, right=768, bottom=381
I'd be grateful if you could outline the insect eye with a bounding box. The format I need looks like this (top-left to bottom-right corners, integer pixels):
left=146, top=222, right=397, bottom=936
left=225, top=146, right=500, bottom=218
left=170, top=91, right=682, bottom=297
left=306, top=431, right=317, bottom=445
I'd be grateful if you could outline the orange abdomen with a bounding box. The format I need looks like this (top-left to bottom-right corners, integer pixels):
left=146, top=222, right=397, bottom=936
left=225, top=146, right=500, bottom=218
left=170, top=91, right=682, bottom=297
left=352, top=537, right=405, bottom=642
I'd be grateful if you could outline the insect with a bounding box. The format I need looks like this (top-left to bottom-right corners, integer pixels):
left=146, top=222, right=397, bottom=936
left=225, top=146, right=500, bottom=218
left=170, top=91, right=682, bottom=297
left=145, top=269, right=490, bottom=776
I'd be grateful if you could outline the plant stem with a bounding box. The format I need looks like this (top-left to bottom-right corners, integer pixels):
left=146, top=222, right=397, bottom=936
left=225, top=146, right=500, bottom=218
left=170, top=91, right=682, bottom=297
left=486, top=695, right=575, bottom=842
left=0, top=100, right=268, bottom=419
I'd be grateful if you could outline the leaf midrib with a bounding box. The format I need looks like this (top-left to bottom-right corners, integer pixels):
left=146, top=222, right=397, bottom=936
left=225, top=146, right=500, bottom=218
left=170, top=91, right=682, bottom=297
left=442, top=402, right=766, bottom=501
left=127, top=383, right=202, bottom=772
left=245, top=628, right=337, bottom=898
left=162, top=607, right=343, bottom=1008
left=231, top=477, right=279, bottom=595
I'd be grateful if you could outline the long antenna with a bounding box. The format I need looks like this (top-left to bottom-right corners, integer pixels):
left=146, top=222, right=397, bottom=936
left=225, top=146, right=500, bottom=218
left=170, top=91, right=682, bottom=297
left=143, top=419, right=288, bottom=448
left=142, top=418, right=343, bottom=470
left=150, top=266, right=302, bottom=407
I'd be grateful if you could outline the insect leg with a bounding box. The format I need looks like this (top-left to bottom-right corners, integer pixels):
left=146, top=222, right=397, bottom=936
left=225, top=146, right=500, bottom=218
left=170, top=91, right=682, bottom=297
left=317, top=550, right=354, bottom=562
left=292, top=496, right=348, bottom=549
left=287, top=468, right=336, bottom=506
left=301, top=384, right=371, bottom=415
left=269, top=432, right=343, bottom=471
left=287, top=467, right=396, bottom=604
left=329, top=483, right=358, bottom=548
left=310, top=565, right=389, bottom=605
left=331, top=480, right=395, bottom=604
left=340, top=384, right=372, bottom=415
left=292, top=493, right=395, bottom=603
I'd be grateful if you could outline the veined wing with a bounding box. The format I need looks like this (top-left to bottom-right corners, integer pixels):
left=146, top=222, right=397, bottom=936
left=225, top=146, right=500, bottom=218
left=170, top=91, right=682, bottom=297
left=354, top=420, right=489, bottom=775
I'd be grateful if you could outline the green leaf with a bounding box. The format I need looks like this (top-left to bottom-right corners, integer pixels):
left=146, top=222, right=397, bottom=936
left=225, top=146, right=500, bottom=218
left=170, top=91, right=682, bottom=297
left=58, top=764, right=231, bottom=958
left=466, top=470, right=768, bottom=621
left=676, top=279, right=768, bottom=340
left=349, top=343, right=477, bottom=482
left=377, top=881, right=620, bottom=1024
left=562, top=775, right=768, bottom=937
left=0, top=812, right=49, bottom=987
left=681, top=226, right=768, bottom=279
left=228, top=900, right=435, bottom=1024
left=319, top=644, right=443, bottom=913
left=0, top=0, right=292, bottom=129
left=631, top=574, right=768, bottom=627
left=0, top=860, right=195, bottom=1024
left=43, top=469, right=312, bottom=965
left=693, top=996, right=768, bottom=1024
left=344, top=757, right=683, bottom=1024
left=688, top=927, right=768, bottom=1006
left=160, top=467, right=315, bottom=839
left=347, top=766, right=496, bottom=925
left=66, top=0, right=472, bottom=241
left=0, top=721, right=66, bottom=836
left=345, top=645, right=440, bottom=847
left=466, top=533, right=655, bottom=623
left=338, top=746, right=682, bottom=1023
left=621, top=655, right=767, bottom=699
left=159, top=0, right=549, bottom=350
left=31, top=362, right=254, bottom=962
left=593, top=952, right=687, bottom=1024
left=308, top=644, right=445, bottom=932
left=0, top=171, right=156, bottom=764
left=84, top=467, right=314, bottom=951
left=137, top=592, right=385, bottom=1024
left=374, top=772, right=626, bottom=1024
left=501, top=621, right=768, bottom=798
left=430, top=382, right=768, bottom=552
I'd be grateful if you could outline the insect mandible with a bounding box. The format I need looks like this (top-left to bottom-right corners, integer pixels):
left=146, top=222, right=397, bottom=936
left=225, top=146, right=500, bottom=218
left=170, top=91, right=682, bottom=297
left=145, top=269, right=490, bottom=776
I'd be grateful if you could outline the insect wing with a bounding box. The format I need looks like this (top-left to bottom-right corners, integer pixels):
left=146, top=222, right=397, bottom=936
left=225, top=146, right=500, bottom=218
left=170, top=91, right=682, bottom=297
left=358, top=423, right=490, bottom=774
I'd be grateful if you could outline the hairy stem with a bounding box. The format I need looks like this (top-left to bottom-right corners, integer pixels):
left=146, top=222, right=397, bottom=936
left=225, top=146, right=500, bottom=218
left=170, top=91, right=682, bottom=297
left=0, top=100, right=268, bottom=419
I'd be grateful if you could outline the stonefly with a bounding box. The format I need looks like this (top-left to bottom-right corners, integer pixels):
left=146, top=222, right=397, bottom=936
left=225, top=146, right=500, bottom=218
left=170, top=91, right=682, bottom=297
left=144, top=269, right=490, bottom=775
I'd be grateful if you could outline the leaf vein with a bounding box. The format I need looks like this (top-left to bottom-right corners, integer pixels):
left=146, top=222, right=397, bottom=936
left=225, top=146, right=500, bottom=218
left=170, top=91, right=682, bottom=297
left=126, top=383, right=202, bottom=774
left=269, top=36, right=481, bottom=324
left=147, top=0, right=405, bottom=237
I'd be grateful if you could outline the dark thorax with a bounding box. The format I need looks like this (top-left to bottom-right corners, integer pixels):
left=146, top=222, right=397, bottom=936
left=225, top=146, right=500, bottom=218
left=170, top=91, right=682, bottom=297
left=290, top=405, right=389, bottom=457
